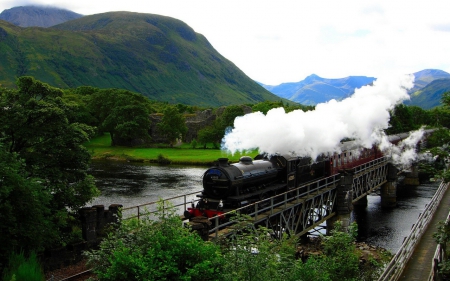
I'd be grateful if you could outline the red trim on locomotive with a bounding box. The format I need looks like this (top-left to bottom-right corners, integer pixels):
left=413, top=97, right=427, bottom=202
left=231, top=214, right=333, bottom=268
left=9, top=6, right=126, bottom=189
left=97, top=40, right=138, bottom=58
left=187, top=208, right=225, bottom=219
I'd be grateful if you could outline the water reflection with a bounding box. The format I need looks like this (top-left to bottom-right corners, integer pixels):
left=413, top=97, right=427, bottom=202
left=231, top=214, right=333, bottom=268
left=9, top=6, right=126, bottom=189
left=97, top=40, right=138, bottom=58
left=88, top=160, right=205, bottom=208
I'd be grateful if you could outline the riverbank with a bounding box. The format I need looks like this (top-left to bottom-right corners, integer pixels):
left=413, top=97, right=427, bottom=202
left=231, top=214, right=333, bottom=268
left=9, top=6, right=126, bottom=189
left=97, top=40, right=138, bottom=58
left=85, top=134, right=256, bottom=165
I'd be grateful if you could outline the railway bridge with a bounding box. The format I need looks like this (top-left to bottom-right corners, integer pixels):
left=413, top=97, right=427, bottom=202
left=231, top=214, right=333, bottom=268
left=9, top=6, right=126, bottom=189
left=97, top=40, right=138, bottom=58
left=203, top=156, right=412, bottom=241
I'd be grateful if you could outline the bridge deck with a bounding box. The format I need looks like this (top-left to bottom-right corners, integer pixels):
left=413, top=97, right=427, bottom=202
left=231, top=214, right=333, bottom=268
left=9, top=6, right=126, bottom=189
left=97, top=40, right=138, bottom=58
left=399, top=184, right=450, bottom=281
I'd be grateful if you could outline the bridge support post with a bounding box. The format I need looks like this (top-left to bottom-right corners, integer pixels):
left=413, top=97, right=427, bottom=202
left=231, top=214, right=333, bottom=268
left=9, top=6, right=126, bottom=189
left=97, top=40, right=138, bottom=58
left=327, top=174, right=353, bottom=234
left=403, top=163, right=420, bottom=186
left=381, top=163, right=398, bottom=208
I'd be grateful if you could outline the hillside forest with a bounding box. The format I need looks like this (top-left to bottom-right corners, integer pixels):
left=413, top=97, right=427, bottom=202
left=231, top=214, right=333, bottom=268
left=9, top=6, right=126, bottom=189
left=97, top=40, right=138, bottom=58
left=2, top=76, right=450, bottom=280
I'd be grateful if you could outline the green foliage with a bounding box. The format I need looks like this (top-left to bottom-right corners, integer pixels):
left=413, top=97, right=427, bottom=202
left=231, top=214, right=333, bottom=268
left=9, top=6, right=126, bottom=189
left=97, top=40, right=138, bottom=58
left=85, top=200, right=224, bottom=281
left=157, top=153, right=171, bottom=165
left=427, top=127, right=450, bottom=148
left=219, top=216, right=362, bottom=281
left=219, top=214, right=297, bottom=281
left=0, top=77, right=99, bottom=264
left=190, top=139, right=198, bottom=148
left=85, top=88, right=152, bottom=146
left=158, top=105, right=188, bottom=146
left=0, top=144, right=52, bottom=269
left=386, top=104, right=417, bottom=134
left=320, top=222, right=359, bottom=281
left=433, top=220, right=450, bottom=275
left=251, top=100, right=314, bottom=115
left=1, top=251, right=44, bottom=281
left=197, top=105, right=245, bottom=147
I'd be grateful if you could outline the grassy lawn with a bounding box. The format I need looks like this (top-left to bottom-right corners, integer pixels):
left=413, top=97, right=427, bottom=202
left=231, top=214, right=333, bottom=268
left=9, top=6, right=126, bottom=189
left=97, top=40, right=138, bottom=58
left=85, top=134, right=258, bottom=165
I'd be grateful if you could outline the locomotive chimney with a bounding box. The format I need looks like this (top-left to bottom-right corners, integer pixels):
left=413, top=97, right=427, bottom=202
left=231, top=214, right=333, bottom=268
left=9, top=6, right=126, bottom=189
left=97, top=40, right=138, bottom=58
left=218, top=158, right=229, bottom=166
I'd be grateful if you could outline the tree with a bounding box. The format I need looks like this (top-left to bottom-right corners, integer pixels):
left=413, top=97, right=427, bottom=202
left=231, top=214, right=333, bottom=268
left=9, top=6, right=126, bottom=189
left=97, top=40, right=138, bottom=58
left=158, top=105, right=188, bottom=146
left=0, top=144, right=52, bottom=269
left=86, top=89, right=153, bottom=146
left=386, top=104, right=416, bottom=134
left=0, top=77, right=99, bottom=254
left=197, top=105, right=245, bottom=148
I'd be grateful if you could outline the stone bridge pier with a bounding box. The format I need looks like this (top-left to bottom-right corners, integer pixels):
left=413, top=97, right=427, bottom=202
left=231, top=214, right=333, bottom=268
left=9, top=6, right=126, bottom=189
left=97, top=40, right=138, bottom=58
left=381, top=163, right=398, bottom=208
left=327, top=174, right=353, bottom=233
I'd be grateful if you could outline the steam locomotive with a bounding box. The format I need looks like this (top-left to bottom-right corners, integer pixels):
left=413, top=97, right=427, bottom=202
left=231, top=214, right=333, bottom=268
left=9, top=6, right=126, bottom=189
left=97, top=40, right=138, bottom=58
left=185, top=131, right=430, bottom=219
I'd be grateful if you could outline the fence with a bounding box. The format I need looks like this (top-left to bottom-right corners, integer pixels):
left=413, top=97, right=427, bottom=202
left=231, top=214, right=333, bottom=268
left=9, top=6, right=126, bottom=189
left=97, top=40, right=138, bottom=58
left=377, top=181, right=449, bottom=281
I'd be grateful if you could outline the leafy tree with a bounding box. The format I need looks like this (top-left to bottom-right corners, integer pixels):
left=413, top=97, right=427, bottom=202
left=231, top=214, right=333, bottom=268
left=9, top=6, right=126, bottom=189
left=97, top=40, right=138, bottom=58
left=86, top=201, right=224, bottom=281
left=197, top=105, right=245, bottom=148
left=197, top=126, right=220, bottom=148
left=158, top=105, right=188, bottom=146
left=409, top=106, right=431, bottom=127
left=215, top=105, right=244, bottom=131
left=387, top=104, right=416, bottom=134
left=86, top=89, right=153, bottom=146
left=0, top=77, right=99, bottom=255
left=0, top=144, right=52, bottom=269
left=320, top=222, right=359, bottom=281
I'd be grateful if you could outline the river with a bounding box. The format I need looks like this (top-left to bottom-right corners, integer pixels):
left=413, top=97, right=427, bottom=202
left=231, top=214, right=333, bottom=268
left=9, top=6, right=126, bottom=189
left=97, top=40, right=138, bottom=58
left=88, top=160, right=440, bottom=254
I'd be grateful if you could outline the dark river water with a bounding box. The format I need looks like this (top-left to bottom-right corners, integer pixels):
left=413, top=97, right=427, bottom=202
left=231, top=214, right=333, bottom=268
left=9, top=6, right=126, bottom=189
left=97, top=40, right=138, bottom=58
left=88, top=160, right=439, bottom=254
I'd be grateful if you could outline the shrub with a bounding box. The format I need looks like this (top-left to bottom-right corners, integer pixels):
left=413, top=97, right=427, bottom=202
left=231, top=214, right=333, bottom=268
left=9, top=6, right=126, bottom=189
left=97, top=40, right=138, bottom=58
left=85, top=200, right=224, bottom=281
left=2, top=251, right=44, bottom=281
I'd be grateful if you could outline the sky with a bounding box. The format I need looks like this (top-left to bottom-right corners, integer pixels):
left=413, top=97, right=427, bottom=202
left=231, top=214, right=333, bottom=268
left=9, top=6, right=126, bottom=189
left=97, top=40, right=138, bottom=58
left=1, top=0, right=450, bottom=85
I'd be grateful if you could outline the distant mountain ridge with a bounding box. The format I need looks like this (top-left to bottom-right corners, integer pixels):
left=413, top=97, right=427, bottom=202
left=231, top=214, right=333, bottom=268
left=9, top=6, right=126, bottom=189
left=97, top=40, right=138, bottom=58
left=261, top=75, right=376, bottom=105
left=0, top=10, right=282, bottom=107
left=261, top=69, right=450, bottom=108
left=0, top=6, right=82, bottom=27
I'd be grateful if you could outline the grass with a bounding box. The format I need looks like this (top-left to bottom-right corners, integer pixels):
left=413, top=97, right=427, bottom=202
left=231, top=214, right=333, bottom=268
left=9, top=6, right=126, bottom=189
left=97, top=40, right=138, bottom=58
left=85, top=134, right=258, bottom=165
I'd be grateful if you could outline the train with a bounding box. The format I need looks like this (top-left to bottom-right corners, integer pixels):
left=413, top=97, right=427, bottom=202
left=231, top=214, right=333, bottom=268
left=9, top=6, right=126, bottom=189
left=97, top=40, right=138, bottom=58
left=185, top=130, right=433, bottom=219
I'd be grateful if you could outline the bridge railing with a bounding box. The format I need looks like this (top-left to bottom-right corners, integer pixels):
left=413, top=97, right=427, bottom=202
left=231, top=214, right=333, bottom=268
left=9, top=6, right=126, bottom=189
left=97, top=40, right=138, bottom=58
left=207, top=174, right=341, bottom=239
left=377, top=181, right=448, bottom=281
left=121, top=190, right=201, bottom=220
left=429, top=204, right=450, bottom=281
left=352, top=157, right=388, bottom=175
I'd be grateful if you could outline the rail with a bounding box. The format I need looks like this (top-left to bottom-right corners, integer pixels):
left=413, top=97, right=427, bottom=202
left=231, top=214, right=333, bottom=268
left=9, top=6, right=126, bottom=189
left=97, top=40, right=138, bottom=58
left=377, top=181, right=448, bottom=281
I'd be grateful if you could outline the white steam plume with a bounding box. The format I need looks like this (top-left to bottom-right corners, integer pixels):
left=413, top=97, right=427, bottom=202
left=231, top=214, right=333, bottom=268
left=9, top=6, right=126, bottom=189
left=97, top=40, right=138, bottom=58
left=222, top=74, right=421, bottom=164
left=379, top=128, right=425, bottom=169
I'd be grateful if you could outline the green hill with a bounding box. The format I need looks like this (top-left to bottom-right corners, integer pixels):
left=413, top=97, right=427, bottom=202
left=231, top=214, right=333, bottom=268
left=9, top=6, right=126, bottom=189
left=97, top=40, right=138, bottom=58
left=0, top=11, right=281, bottom=106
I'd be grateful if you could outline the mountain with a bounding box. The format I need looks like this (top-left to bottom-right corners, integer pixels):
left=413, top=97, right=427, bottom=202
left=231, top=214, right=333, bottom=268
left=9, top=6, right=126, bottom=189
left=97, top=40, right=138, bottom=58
left=261, top=74, right=376, bottom=105
left=407, top=78, right=450, bottom=109
left=0, top=11, right=281, bottom=107
left=408, top=69, right=450, bottom=94
left=0, top=6, right=83, bottom=27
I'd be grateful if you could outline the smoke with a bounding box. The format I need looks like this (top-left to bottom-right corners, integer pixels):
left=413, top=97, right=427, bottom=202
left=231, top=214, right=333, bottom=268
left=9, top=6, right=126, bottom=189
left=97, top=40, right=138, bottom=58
left=222, top=74, right=424, bottom=167
left=379, top=128, right=426, bottom=169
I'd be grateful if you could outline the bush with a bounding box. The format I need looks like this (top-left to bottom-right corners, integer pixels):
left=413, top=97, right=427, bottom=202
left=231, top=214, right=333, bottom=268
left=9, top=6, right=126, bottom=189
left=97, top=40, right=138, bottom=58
left=2, top=251, right=44, bottom=281
left=157, top=153, right=171, bottom=164
left=190, top=139, right=198, bottom=149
